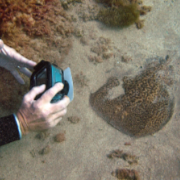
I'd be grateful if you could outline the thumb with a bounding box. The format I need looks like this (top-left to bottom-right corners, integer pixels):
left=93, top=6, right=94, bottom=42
left=25, top=84, right=46, bottom=101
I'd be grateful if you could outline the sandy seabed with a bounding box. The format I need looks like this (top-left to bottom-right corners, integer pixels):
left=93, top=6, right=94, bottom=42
left=1, top=0, right=180, bottom=180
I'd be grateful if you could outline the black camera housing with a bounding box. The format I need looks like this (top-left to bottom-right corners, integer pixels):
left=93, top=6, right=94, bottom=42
left=30, top=60, right=69, bottom=102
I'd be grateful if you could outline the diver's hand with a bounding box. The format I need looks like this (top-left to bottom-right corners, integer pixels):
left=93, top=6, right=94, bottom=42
left=16, top=83, right=70, bottom=135
left=0, top=39, right=36, bottom=84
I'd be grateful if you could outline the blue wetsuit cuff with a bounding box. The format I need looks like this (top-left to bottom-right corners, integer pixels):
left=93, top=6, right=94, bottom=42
left=13, top=114, right=22, bottom=139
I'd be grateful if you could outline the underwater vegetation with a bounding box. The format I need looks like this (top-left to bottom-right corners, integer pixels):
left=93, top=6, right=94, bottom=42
left=108, top=149, right=138, bottom=165
left=96, top=0, right=151, bottom=28
left=0, top=0, right=55, bottom=38
left=90, top=56, right=174, bottom=137
left=111, top=168, right=141, bottom=180
left=61, top=0, right=83, bottom=10
left=90, top=36, right=113, bottom=63
left=0, top=0, right=73, bottom=58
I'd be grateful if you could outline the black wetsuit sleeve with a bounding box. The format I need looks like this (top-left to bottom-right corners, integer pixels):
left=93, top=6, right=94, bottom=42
left=0, top=114, right=20, bottom=146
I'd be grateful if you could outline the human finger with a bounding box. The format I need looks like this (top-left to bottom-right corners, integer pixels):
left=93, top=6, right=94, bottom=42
left=4, top=45, right=37, bottom=69
left=12, top=52, right=36, bottom=69
left=50, top=96, right=70, bottom=112
left=51, top=117, right=62, bottom=127
left=40, top=83, right=64, bottom=104
left=45, top=117, right=62, bottom=128
left=49, top=108, right=67, bottom=120
left=19, top=67, right=32, bottom=77
left=25, top=84, right=46, bottom=101
left=10, top=70, right=25, bottom=84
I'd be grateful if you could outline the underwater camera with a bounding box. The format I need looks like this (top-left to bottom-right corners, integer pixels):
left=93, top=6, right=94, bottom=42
left=30, top=60, right=74, bottom=103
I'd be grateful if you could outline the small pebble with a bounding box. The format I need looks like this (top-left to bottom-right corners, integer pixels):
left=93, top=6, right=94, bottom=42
left=54, top=132, right=66, bottom=142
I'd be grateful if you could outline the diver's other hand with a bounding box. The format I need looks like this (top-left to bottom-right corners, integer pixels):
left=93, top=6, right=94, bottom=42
left=16, top=83, right=70, bottom=135
left=0, top=39, right=36, bottom=84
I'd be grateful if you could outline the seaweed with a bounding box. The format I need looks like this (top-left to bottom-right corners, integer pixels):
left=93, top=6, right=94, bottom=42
left=89, top=36, right=114, bottom=64
left=96, top=0, right=151, bottom=28
left=61, top=0, right=83, bottom=10
left=108, top=149, right=138, bottom=165
left=98, top=4, right=140, bottom=27
left=0, top=0, right=73, bottom=51
left=0, top=0, right=52, bottom=38
left=111, top=168, right=141, bottom=180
